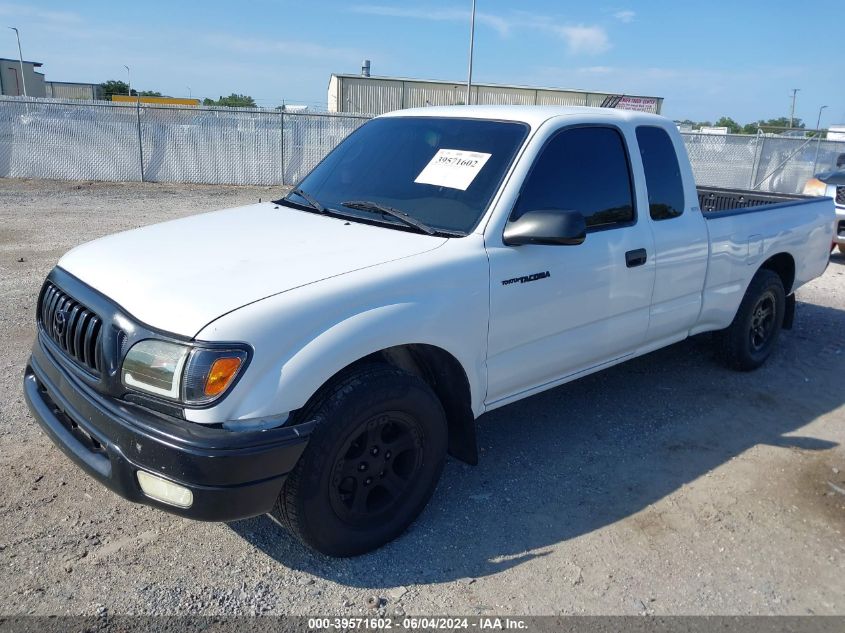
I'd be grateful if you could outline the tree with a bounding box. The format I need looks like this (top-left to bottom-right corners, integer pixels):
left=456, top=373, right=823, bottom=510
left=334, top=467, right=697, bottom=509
left=677, top=119, right=712, bottom=130
left=742, top=117, right=806, bottom=133
left=99, top=81, right=166, bottom=100
left=766, top=116, right=805, bottom=130
left=100, top=79, right=136, bottom=99
left=714, top=116, right=741, bottom=134
left=202, top=94, right=257, bottom=108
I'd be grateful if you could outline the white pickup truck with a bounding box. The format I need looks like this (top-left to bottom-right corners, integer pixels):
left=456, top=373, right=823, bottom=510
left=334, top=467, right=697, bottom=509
left=25, top=106, right=834, bottom=556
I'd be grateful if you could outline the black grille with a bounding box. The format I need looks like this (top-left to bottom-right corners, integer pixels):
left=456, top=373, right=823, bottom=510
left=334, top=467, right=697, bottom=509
left=39, top=282, right=103, bottom=374
left=836, top=186, right=845, bottom=206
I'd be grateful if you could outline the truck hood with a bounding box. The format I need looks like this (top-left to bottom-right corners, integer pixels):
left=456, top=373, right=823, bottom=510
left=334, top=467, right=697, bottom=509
left=58, top=202, right=447, bottom=336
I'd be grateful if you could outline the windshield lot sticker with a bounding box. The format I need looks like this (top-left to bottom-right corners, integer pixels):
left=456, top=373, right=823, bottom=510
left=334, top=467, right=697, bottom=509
left=415, top=149, right=492, bottom=191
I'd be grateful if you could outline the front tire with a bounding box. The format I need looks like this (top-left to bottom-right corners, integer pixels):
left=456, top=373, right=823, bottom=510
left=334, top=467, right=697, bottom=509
left=716, top=269, right=785, bottom=371
left=274, top=364, right=448, bottom=557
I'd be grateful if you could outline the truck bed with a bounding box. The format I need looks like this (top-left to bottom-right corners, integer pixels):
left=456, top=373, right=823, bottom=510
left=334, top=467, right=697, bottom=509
left=697, top=186, right=817, bottom=217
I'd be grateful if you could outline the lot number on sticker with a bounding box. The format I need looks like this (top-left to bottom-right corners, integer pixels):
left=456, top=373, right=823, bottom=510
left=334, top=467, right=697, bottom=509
left=415, top=149, right=492, bottom=191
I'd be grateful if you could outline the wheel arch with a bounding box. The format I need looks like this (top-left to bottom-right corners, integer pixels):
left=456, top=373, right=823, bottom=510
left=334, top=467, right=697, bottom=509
left=759, top=251, right=795, bottom=295
left=294, top=343, right=479, bottom=465
left=758, top=252, right=796, bottom=329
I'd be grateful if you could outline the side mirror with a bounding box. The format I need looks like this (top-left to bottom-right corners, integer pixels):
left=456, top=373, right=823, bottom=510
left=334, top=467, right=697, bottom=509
left=503, top=209, right=587, bottom=246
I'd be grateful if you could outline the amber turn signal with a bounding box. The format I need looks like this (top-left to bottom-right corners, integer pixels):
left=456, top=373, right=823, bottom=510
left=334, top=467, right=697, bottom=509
left=203, top=357, right=243, bottom=397
left=802, top=177, right=827, bottom=197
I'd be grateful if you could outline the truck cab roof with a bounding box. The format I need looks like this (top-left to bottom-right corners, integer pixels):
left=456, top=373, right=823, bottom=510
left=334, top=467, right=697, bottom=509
left=380, top=104, right=669, bottom=129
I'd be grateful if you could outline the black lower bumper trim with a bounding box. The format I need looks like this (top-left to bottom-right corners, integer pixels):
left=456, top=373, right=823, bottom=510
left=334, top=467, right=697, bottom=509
left=24, top=339, right=312, bottom=522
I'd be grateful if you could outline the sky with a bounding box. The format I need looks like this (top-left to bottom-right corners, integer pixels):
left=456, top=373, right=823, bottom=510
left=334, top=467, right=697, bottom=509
left=1, top=1, right=843, bottom=125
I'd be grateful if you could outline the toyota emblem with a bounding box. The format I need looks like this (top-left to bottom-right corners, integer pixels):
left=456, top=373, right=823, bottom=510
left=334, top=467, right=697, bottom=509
left=53, top=309, right=68, bottom=336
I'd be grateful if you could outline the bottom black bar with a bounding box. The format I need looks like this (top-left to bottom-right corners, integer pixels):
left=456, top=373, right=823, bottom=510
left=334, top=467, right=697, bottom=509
left=1, top=616, right=845, bottom=633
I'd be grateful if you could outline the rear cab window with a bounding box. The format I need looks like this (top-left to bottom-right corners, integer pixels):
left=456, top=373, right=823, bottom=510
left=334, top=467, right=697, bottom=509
left=636, top=126, right=685, bottom=221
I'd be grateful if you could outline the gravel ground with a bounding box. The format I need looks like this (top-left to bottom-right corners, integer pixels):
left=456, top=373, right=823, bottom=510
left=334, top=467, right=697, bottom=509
left=1, top=178, right=844, bottom=617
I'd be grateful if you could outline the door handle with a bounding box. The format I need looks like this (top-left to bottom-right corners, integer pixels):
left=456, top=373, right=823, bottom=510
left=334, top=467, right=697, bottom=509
left=625, top=248, right=648, bottom=268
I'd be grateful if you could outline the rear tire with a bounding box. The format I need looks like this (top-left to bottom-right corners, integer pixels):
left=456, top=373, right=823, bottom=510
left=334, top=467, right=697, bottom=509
left=274, top=364, right=448, bottom=557
left=716, top=269, right=785, bottom=371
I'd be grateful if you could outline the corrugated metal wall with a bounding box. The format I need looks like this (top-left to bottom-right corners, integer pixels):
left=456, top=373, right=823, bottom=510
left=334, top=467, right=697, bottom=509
left=338, top=77, right=404, bottom=115
left=535, top=90, right=602, bottom=107
left=45, top=82, right=98, bottom=100
left=331, top=75, right=662, bottom=116
left=475, top=85, right=534, bottom=106
left=403, top=81, right=466, bottom=108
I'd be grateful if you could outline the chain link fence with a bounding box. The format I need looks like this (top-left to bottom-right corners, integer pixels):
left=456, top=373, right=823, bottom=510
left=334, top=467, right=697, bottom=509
left=0, top=97, right=368, bottom=186
left=681, top=131, right=845, bottom=193
left=1, top=96, right=844, bottom=192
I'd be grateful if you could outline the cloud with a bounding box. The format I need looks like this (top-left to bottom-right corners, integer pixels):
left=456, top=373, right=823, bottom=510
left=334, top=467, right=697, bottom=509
left=613, top=10, right=636, bottom=23
left=576, top=66, right=615, bottom=74
left=0, top=2, right=81, bottom=23
left=350, top=5, right=610, bottom=55
left=551, top=25, right=611, bottom=55
left=351, top=5, right=510, bottom=37
left=210, top=34, right=358, bottom=61
left=0, top=3, right=136, bottom=45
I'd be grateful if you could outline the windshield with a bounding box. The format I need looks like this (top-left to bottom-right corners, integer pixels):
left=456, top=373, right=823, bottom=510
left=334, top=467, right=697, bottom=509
left=290, top=116, right=529, bottom=234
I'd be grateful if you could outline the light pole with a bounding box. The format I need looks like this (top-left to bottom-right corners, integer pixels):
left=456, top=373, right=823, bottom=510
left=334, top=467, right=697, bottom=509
left=8, top=27, right=26, bottom=97
left=789, top=88, right=800, bottom=128
left=187, top=86, right=192, bottom=99
left=816, top=105, right=828, bottom=130
left=465, top=0, right=476, bottom=106
left=123, top=65, right=131, bottom=96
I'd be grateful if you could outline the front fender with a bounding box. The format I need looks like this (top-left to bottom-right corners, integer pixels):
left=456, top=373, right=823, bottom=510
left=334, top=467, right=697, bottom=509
left=186, top=238, right=490, bottom=424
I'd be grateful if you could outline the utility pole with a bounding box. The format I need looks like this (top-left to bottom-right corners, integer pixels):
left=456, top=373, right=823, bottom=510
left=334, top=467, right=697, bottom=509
left=465, top=0, right=476, bottom=106
left=123, top=65, right=131, bottom=96
left=789, top=88, right=800, bottom=128
left=8, top=27, right=26, bottom=97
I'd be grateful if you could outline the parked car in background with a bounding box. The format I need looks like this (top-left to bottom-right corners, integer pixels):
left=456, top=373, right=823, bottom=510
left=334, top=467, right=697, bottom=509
left=826, top=126, right=845, bottom=142
left=803, top=156, right=845, bottom=254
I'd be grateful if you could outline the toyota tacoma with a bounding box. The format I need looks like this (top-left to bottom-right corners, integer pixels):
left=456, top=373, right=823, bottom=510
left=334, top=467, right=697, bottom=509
left=24, top=106, right=835, bottom=556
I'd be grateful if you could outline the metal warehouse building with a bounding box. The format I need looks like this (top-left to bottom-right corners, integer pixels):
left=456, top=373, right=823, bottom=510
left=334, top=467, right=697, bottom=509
left=0, top=57, right=103, bottom=100
left=328, top=73, right=663, bottom=116
left=0, top=58, right=45, bottom=97
left=45, top=81, right=103, bottom=100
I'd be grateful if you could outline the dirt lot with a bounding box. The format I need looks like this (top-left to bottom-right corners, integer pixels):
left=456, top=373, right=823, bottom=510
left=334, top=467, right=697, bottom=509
left=1, top=178, right=844, bottom=617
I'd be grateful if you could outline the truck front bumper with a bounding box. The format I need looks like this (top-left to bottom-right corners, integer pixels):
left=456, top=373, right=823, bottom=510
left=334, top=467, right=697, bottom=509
left=24, top=336, right=312, bottom=522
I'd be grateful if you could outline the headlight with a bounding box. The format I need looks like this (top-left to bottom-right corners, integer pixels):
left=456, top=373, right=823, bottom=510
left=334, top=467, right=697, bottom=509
left=121, top=339, right=248, bottom=405
left=122, top=340, right=189, bottom=400
left=803, top=177, right=828, bottom=197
